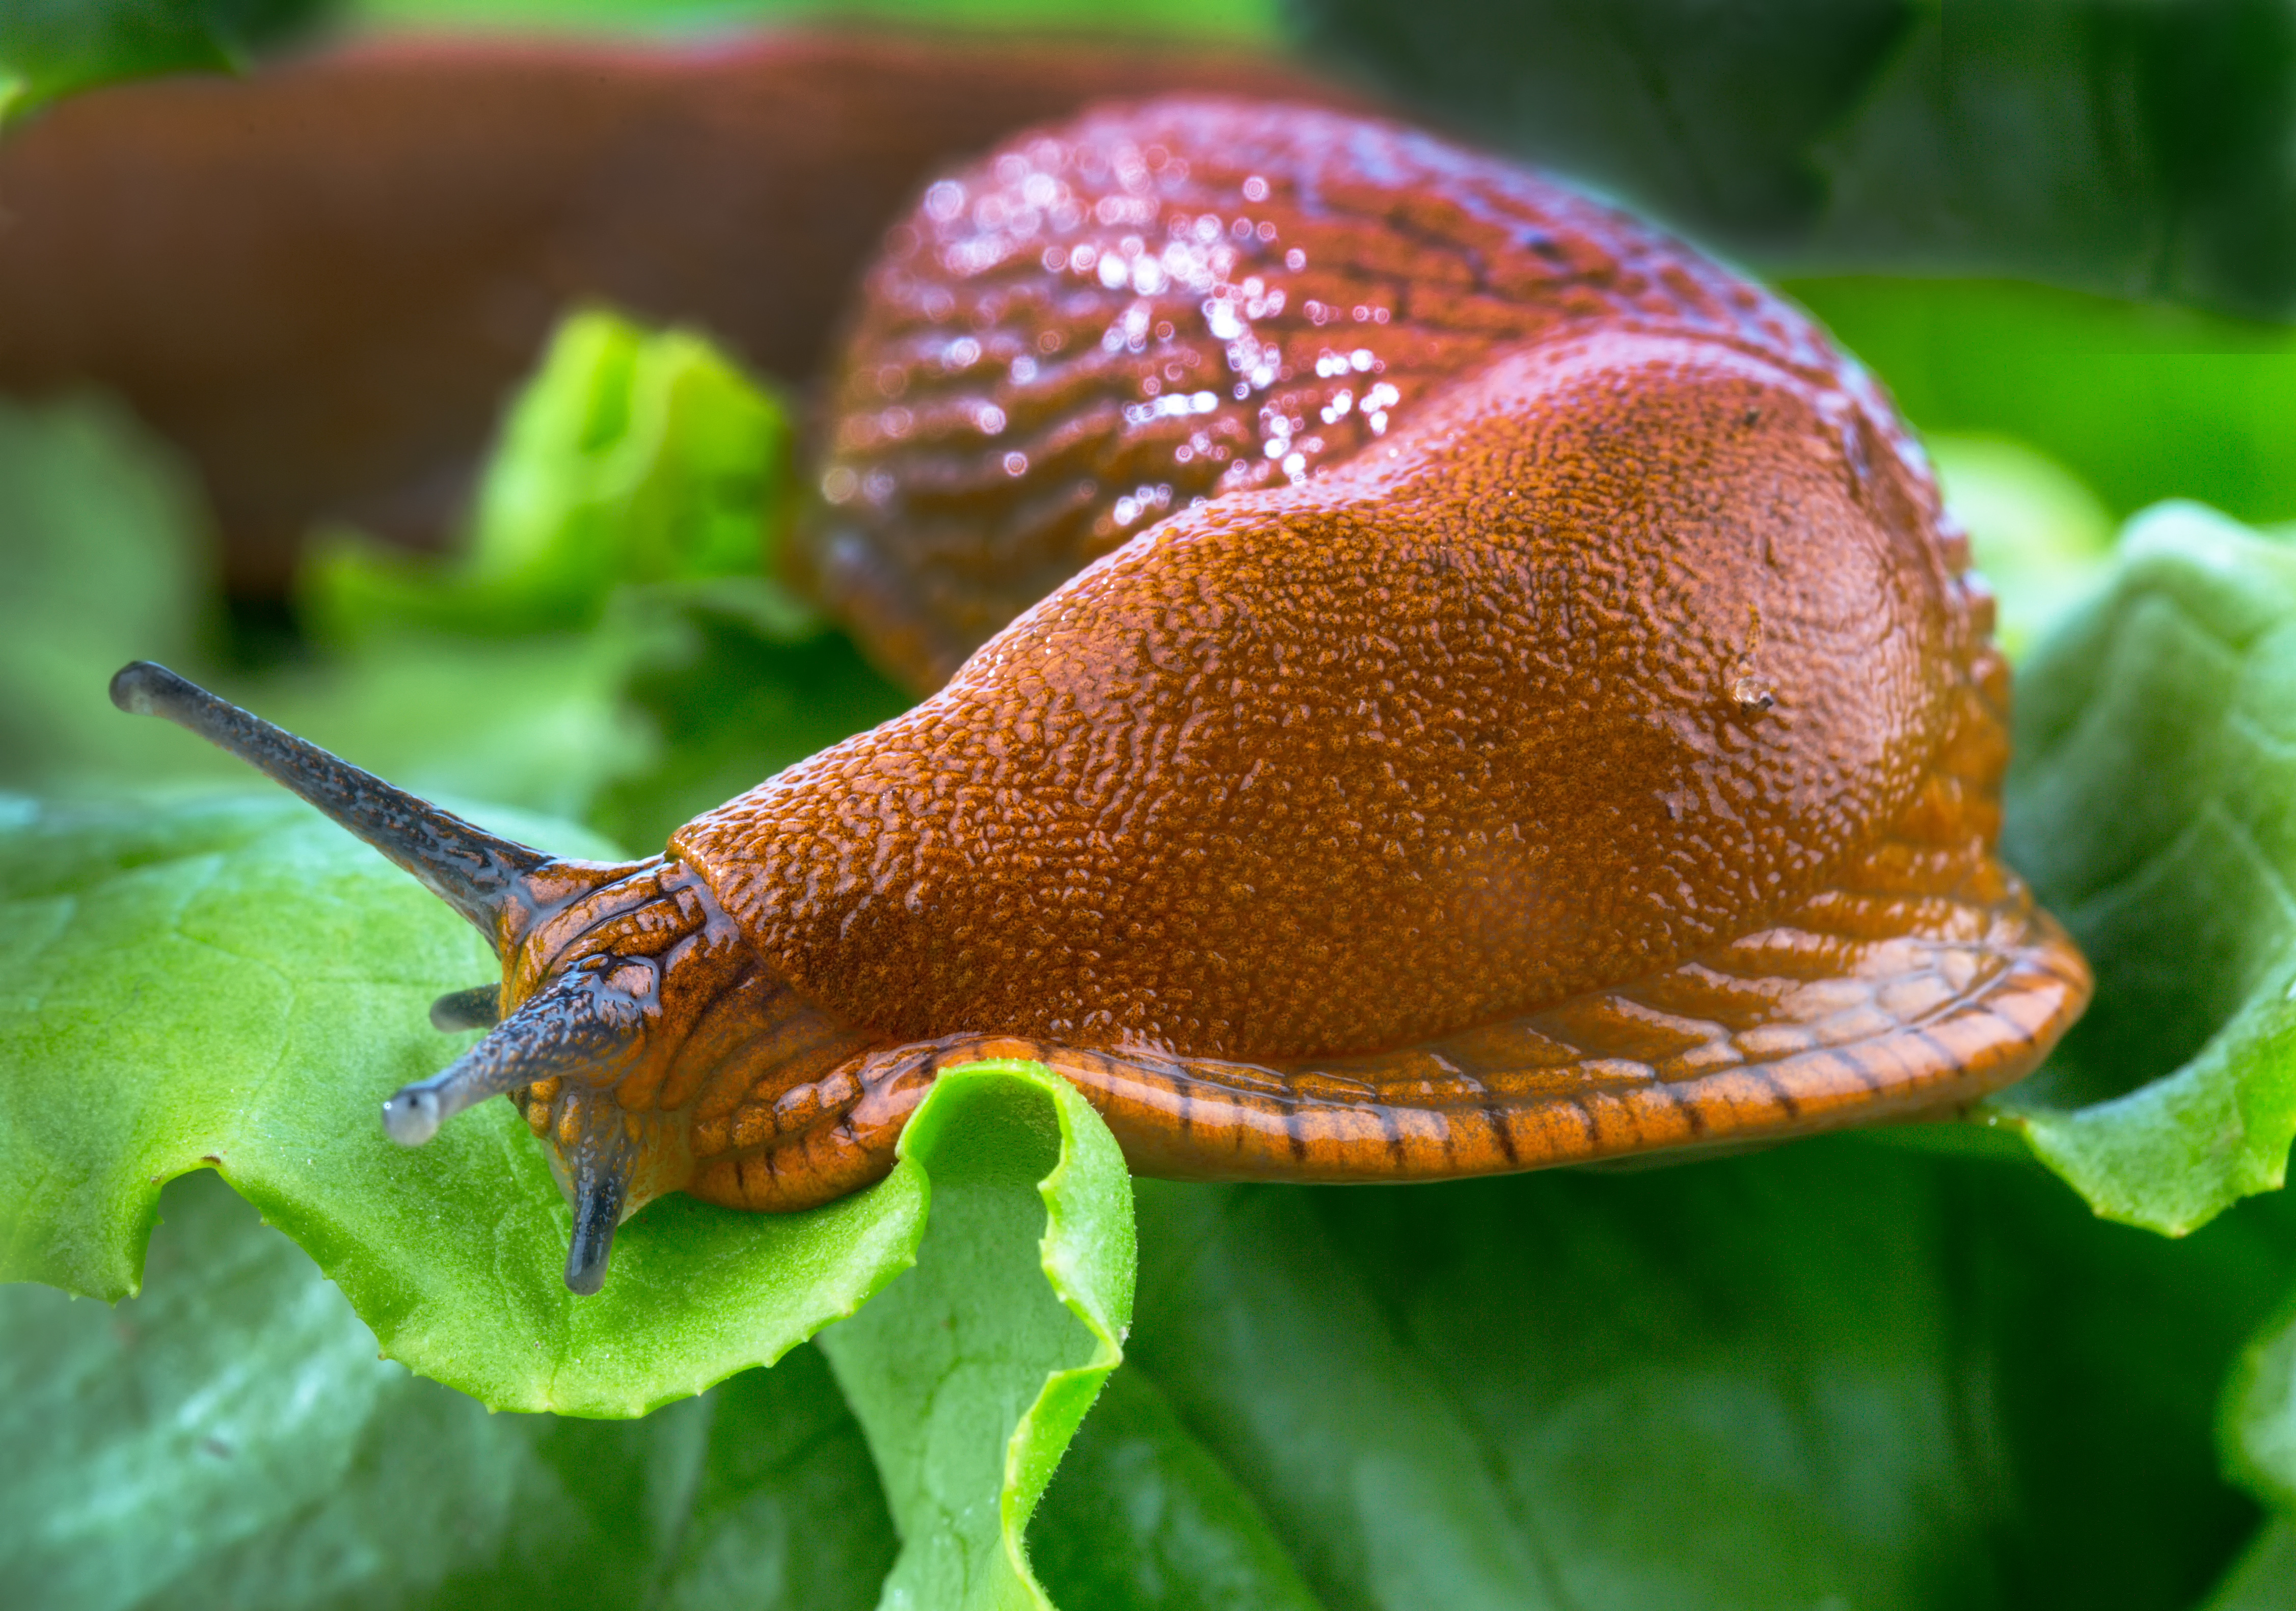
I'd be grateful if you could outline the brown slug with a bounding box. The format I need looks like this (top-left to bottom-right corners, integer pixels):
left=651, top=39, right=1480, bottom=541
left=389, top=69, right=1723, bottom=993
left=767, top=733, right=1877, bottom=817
left=111, top=97, right=2091, bottom=1294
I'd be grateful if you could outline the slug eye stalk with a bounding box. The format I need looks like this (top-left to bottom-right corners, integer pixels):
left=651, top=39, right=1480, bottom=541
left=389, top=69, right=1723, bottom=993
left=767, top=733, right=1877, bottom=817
left=108, top=660, right=551, bottom=939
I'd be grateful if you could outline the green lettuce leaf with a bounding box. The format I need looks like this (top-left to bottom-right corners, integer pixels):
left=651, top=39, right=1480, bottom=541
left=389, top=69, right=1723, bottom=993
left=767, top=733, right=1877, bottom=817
left=818, top=1061, right=1133, bottom=1611
left=1030, top=1367, right=1325, bottom=1611
left=0, top=792, right=1136, bottom=1431
left=1993, top=501, right=2296, bottom=1233
left=0, top=1167, right=899, bottom=1609
left=1102, top=1143, right=2284, bottom=1611
left=305, top=308, right=793, bottom=641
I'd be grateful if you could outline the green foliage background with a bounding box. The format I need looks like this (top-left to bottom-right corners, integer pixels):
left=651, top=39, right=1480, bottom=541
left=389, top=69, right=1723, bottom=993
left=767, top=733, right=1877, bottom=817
left=11, top=3, right=2296, bottom=1608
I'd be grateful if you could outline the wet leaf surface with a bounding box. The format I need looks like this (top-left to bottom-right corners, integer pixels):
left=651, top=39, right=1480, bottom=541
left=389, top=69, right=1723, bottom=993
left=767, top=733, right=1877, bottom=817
left=1300, top=1, right=2296, bottom=318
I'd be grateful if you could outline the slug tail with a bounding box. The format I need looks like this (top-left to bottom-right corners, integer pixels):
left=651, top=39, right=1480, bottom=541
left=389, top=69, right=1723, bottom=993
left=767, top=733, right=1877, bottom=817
left=109, top=660, right=552, bottom=939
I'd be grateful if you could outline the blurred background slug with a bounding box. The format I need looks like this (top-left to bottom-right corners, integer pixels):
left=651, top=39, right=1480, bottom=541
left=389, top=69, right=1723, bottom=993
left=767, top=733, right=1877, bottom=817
left=112, top=96, right=2091, bottom=1294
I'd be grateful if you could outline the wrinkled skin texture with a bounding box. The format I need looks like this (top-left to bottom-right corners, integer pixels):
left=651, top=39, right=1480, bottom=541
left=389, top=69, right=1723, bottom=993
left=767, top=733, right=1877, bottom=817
left=697, top=334, right=1953, bottom=1058
left=797, top=98, right=1912, bottom=692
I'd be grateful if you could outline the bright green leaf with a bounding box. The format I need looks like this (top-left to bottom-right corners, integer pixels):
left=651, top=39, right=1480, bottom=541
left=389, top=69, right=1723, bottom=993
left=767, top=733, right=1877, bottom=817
left=1786, top=276, right=2296, bottom=529
left=818, top=1061, right=1133, bottom=1611
left=305, top=308, right=794, bottom=641
left=1993, top=501, right=2296, bottom=1233
left=0, top=791, right=925, bottom=1415
left=0, top=1168, right=899, bottom=1609
left=0, top=792, right=1143, bottom=1600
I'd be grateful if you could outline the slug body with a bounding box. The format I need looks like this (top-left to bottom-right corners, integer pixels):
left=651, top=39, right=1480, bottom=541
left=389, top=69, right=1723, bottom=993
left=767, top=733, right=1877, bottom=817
left=115, top=99, right=2089, bottom=1292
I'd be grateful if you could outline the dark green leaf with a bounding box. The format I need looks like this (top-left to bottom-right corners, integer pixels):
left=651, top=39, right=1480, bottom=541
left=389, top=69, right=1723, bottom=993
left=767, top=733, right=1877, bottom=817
left=1289, top=0, right=1909, bottom=241
left=1121, top=1144, right=2279, bottom=1611
left=1292, top=0, right=2296, bottom=318
left=1, top=0, right=232, bottom=122
left=2199, top=1519, right=2296, bottom=1610
left=1032, top=1367, right=1325, bottom=1611
left=0, top=1168, right=899, bottom=1610
left=2221, top=1267, right=2296, bottom=1516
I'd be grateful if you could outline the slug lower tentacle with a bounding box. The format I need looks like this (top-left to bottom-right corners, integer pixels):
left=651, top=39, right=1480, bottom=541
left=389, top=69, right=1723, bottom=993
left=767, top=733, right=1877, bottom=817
left=113, top=96, right=2090, bottom=1293
left=427, top=984, right=502, bottom=1032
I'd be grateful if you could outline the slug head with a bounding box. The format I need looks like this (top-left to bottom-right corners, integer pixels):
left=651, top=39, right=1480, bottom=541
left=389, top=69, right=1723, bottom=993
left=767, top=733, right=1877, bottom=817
left=109, top=661, right=730, bottom=1294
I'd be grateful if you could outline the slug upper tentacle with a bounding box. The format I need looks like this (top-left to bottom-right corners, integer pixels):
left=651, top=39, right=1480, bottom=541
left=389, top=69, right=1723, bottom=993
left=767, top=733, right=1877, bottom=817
left=107, top=660, right=556, bottom=938
left=111, top=96, right=2091, bottom=1294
